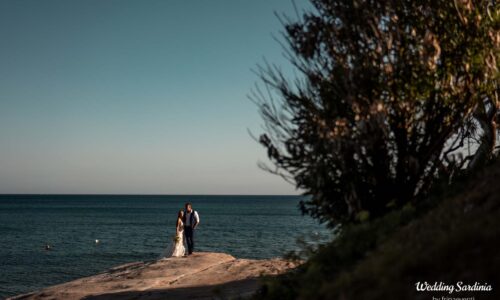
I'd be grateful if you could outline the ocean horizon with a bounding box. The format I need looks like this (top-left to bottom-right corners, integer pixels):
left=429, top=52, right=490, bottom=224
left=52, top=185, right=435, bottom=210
left=0, top=194, right=329, bottom=298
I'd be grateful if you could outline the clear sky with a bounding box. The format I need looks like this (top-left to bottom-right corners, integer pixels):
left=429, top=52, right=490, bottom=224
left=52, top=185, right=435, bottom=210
left=0, top=0, right=307, bottom=195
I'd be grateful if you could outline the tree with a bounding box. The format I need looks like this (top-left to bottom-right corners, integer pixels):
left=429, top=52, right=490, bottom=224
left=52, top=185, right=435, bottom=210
left=254, top=0, right=499, bottom=227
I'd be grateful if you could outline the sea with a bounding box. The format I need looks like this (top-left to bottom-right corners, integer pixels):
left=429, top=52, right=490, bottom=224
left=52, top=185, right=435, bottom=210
left=0, top=195, right=330, bottom=298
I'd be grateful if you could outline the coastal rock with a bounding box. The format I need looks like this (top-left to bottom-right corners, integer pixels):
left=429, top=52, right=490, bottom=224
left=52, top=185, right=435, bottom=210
left=9, top=252, right=298, bottom=300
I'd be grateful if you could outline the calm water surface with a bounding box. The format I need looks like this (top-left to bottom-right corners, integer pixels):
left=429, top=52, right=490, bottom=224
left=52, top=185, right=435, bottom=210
left=0, top=195, right=329, bottom=297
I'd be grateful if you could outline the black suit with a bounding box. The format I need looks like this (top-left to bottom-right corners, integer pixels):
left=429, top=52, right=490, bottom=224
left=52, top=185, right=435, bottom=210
left=183, top=211, right=198, bottom=254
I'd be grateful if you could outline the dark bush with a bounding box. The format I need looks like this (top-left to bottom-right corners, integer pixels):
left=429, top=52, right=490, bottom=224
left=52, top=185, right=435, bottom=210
left=254, top=0, right=499, bottom=226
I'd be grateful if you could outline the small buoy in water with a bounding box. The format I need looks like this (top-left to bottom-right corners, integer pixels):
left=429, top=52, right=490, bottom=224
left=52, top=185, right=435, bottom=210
left=95, top=239, right=100, bottom=244
left=45, top=244, right=51, bottom=250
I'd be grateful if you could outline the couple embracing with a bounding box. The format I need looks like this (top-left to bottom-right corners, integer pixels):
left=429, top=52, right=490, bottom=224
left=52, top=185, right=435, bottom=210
left=169, top=202, right=200, bottom=257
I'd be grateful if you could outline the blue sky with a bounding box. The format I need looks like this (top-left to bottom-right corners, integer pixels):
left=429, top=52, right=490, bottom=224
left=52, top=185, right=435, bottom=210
left=0, top=0, right=308, bottom=194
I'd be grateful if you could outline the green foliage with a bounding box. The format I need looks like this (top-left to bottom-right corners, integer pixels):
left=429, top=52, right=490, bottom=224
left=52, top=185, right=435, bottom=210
left=255, top=202, right=418, bottom=299
left=256, top=158, right=500, bottom=300
left=254, top=0, right=500, bottom=226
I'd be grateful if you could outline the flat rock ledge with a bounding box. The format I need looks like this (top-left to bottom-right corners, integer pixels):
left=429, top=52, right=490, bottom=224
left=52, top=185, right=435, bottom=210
left=9, top=252, right=298, bottom=300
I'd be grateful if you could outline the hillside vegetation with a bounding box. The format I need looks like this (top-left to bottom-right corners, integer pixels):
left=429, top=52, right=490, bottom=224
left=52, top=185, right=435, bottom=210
left=257, top=158, right=500, bottom=299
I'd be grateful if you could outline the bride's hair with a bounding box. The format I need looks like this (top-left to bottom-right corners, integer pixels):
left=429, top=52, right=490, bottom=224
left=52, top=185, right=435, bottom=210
left=176, top=210, right=183, bottom=227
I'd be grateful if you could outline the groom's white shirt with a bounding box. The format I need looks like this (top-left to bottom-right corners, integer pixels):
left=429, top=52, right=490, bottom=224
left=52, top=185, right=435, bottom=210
left=185, top=211, right=200, bottom=226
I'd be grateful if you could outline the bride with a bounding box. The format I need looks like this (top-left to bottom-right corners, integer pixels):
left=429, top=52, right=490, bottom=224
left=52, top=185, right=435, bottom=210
left=169, top=210, right=186, bottom=257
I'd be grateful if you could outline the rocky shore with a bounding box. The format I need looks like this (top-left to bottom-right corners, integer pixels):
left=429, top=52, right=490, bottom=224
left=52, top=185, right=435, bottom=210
left=9, top=252, right=298, bottom=300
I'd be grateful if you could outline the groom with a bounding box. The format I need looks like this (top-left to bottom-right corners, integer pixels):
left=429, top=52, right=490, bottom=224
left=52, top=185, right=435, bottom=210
left=183, top=202, right=200, bottom=255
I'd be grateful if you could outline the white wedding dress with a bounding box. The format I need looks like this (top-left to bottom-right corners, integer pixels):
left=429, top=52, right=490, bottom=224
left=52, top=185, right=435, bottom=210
left=169, top=220, right=186, bottom=257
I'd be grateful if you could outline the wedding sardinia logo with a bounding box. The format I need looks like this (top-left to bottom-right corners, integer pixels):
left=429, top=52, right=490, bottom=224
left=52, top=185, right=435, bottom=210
left=415, top=281, right=493, bottom=300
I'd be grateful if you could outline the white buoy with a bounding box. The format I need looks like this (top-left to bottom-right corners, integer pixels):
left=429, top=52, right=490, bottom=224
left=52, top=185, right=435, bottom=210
left=95, top=239, right=100, bottom=244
